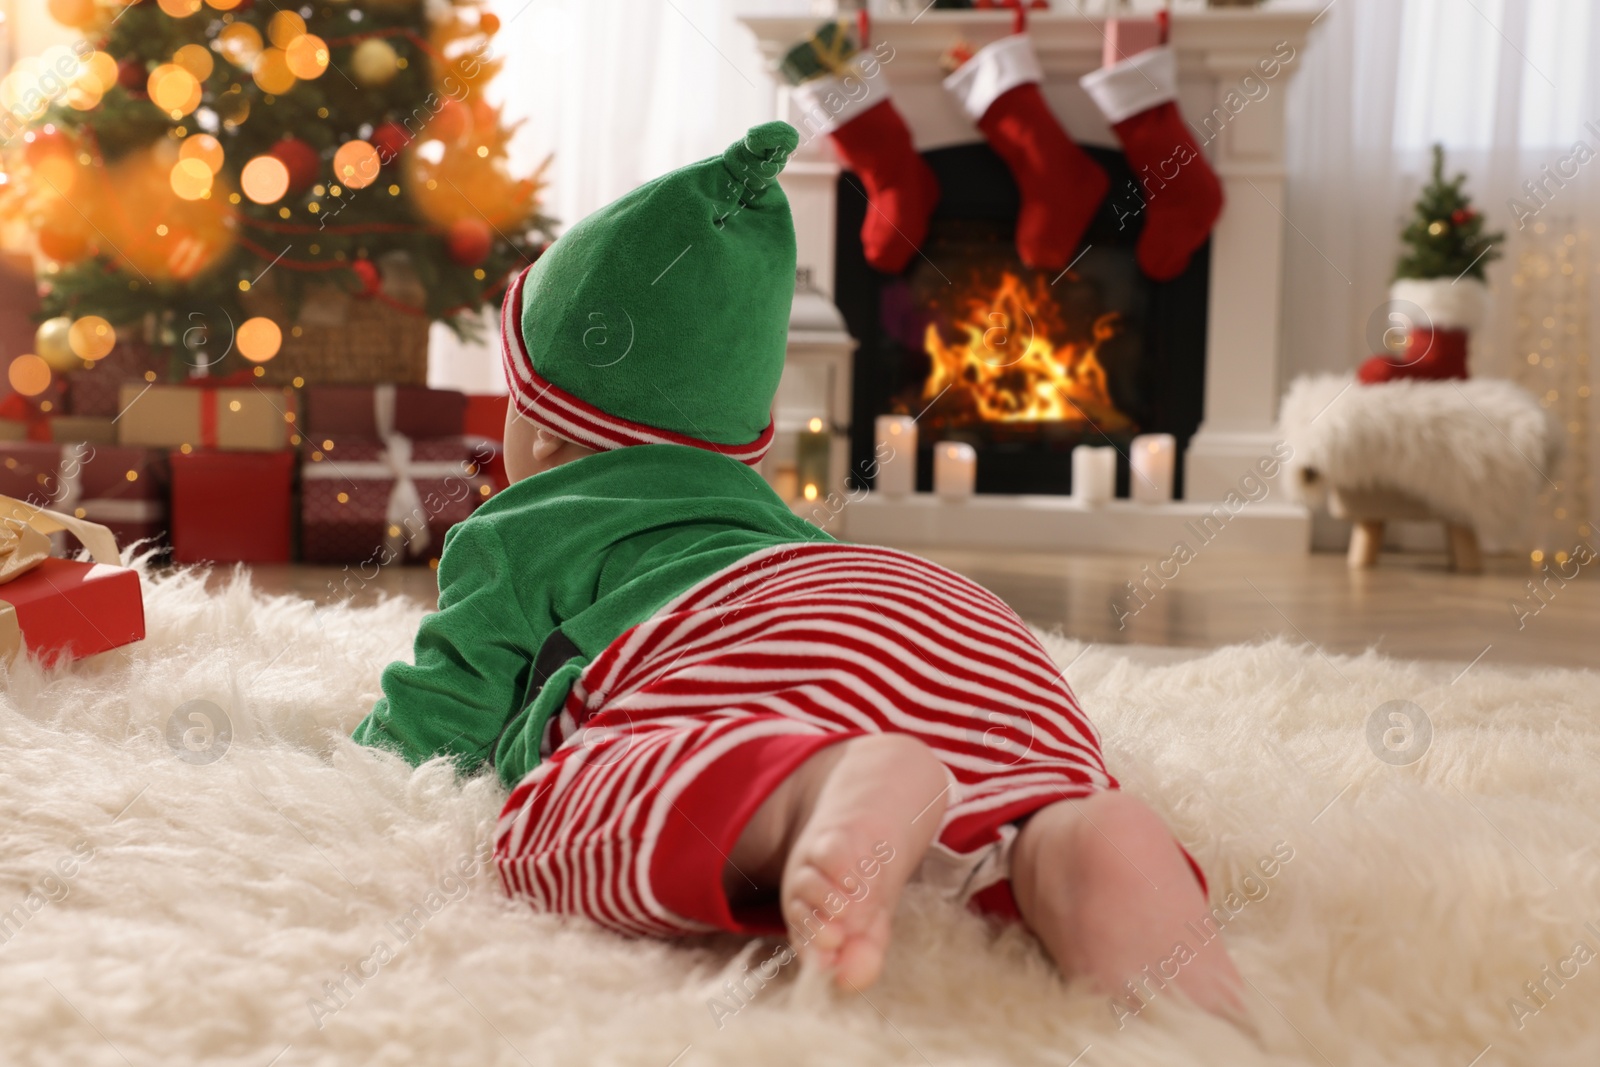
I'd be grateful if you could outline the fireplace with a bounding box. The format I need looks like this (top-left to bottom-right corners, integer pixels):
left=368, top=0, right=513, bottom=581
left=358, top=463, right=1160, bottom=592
left=742, top=9, right=1316, bottom=554
left=834, top=142, right=1209, bottom=497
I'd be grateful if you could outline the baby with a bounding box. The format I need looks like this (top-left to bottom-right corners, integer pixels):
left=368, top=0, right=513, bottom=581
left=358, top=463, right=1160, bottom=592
left=354, top=122, right=1241, bottom=1015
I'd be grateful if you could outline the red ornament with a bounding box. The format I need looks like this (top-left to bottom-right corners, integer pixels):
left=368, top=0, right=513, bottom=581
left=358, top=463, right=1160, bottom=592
left=117, top=57, right=149, bottom=96
left=446, top=218, right=493, bottom=267
left=431, top=99, right=470, bottom=143
left=351, top=258, right=381, bottom=296
left=1451, top=208, right=1475, bottom=226
left=370, top=122, right=410, bottom=163
left=270, top=137, right=321, bottom=194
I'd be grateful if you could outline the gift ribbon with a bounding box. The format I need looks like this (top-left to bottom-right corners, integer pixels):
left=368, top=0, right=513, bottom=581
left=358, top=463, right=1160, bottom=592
left=0, top=492, right=122, bottom=586
left=302, top=434, right=468, bottom=558
left=180, top=371, right=262, bottom=451
left=808, top=19, right=857, bottom=76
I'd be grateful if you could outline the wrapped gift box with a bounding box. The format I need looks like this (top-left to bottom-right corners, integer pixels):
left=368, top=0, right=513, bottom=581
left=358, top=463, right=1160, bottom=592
left=300, top=436, right=493, bottom=565
left=463, top=393, right=510, bottom=491
left=170, top=450, right=295, bottom=563
left=0, top=558, right=144, bottom=665
left=117, top=383, right=297, bottom=452
left=0, top=385, right=69, bottom=441
left=303, top=385, right=466, bottom=441
left=0, top=443, right=170, bottom=554
left=0, top=495, right=144, bottom=665
left=64, top=341, right=168, bottom=417
left=0, top=415, right=119, bottom=446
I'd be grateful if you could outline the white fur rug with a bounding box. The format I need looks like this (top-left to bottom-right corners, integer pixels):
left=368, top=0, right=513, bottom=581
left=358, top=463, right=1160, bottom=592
left=4, top=564, right=1599, bottom=1067
left=1278, top=374, right=1555, bottom=544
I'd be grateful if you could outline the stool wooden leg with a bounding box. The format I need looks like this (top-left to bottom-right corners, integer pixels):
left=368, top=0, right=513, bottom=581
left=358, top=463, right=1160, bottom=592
left=1446, top=523, right=1483, bottom=574
left=1349, top=520, right=1384, bottom=569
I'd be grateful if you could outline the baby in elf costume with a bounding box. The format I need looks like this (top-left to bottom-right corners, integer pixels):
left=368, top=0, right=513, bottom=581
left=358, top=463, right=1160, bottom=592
left=355, top=122, right=1241, bottom=1014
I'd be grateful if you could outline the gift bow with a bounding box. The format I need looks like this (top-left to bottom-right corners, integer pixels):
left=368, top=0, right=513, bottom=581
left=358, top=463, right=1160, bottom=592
left=0, top=493, right=124, bottom=660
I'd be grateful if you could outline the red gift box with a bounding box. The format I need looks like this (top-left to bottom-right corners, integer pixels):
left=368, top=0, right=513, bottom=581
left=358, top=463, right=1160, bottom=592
left=0, top=494, right=145, bottom=665
left=463, top=394, right=510, bottom=491
left=0, top=443, right=170, bottom=554
left=303, top=385, right=467, bottom=441
left=64, top=340, right=167, bottom=418
left=170, top=451, right=295, bottom=564
left=0, top=558, right=145, bottom=665
left=299, top=436, right=492, bottom=565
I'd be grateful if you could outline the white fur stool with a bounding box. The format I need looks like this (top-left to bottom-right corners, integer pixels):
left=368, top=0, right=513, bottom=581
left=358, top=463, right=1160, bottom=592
left=1279, top=375, right=1557, bottom=570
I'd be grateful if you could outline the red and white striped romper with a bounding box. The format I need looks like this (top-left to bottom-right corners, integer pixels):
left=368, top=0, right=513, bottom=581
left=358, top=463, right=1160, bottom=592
left=492, top=541, right=1131, bottom=937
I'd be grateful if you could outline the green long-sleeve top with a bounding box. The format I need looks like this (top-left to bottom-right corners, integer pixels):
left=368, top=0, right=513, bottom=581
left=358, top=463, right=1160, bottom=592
left=352, top=444, right=832, bottom=788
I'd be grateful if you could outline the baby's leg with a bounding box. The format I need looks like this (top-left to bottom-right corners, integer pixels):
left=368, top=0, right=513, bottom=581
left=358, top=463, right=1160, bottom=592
left=1009, top=792, right=1244, bottom=1018
left=727, top=733, right=950, bottom=991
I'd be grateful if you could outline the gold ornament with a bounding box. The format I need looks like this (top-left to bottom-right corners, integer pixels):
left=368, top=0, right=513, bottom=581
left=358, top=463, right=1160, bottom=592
left=1427, top=220, right=1446, bottom=236
left=35, top=318, right=77, bottom=372
left=351, top=39, right=400, bottom=87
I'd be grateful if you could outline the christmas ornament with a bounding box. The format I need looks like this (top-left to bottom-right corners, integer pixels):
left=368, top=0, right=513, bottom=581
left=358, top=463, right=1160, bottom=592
left=37, top=221, right=93, bottom=264
left=270, top=137, right=320, bottom=193
left=351, top=258, right=381, bottom=296
left=431, top=99, right=470, bottom=143
left=35, top=317, right=78, bottom=373
left=351, top=39, right=400, bottom=87
left=1359, top=145, right=1504, bottom=384
left=789, top=25, right=938, bottom=274
left=1081, top=43, right=1223, bottom=281
left=371, top=122, right=410, bottom=162
left=945, top=32, right=1106, bottom=271
left=446, top=217, right=492, bottom=266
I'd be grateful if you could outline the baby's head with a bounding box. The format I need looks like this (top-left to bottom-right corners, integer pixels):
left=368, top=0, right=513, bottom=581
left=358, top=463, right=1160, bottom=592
left=497, top=122, right=799, bottom=484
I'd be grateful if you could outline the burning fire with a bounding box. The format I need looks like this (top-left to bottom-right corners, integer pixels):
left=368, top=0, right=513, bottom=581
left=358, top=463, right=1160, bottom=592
left=922, top=271, right=1133, bottom=429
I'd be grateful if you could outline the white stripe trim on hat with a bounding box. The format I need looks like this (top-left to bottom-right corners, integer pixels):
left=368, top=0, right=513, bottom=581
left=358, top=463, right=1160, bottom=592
left=1079, top=44, right=1176, bottom=125
left=943, top=33, right=1043, bottom=122
left=498, top=266, right=774, bottom=465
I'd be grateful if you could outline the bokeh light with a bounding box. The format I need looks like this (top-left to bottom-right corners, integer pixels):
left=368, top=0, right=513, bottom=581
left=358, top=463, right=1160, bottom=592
left=205, top=0, right=243, bottom=9
left=173, top=44, right=215, bottom=82
left=268, top=11, right=306, bottom=48
left=156, top=0, right=203, bottom=16
left=333, top=141, right=380, bottom=190
left=8, top=355, right=52, bottom=397
left=83, top=51, right=118, bottom=93
left=170, top=157, right=214, bottom=201
left=218, top=24, right=264, bottom=68
left=237, top=317, right=282, bottom=363
left=252, top=48, right=296, bottom=95
left=241, top=155, right=290, bottom=204
left=179, top=133, right=225, bottom=174
left=285, top=34, right=330, bottom=80
left=69, top=316, right=116, bottom=361
left=148, top=64, right=202, bottom=116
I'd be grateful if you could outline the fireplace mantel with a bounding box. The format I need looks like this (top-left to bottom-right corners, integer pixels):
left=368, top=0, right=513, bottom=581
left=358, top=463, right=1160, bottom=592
left=742, top=6, right=1318, bottom=549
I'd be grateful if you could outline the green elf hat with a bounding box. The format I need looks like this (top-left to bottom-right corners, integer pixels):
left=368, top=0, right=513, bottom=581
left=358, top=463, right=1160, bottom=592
left=501, top=121, right=800, bottom=465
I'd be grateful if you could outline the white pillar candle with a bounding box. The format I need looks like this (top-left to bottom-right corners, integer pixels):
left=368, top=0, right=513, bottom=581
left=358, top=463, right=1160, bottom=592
left=1130, top=433, right=1176, bottom=503
left=795, top=416, right=831, bottom=503
left=1071, top=445, right=1115, bottom=506
left=874, top=415, right=917, bottom=497
left=933, top=441, right=977, bottom=500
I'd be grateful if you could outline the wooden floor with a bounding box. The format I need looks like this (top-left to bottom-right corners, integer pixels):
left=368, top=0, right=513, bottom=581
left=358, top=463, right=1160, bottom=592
left=241, top=547, right=1599, bottom=672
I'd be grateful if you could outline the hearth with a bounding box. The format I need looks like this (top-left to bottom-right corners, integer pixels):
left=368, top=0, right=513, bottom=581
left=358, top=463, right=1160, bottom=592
left=835, top=142, right=1209, bottom=497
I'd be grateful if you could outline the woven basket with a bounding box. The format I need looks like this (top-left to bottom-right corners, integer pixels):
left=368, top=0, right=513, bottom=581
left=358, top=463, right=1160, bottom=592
left=244, top=280, right=430, bottom=386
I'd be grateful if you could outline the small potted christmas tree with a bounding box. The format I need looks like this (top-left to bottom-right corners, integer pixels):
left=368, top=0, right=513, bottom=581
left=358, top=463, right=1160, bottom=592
left=1359, top=144, right=1504, bottom=383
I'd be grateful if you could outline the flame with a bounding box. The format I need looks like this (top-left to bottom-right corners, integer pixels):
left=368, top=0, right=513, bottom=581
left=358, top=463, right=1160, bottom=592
left=922, top=271, right=1132, bottom=428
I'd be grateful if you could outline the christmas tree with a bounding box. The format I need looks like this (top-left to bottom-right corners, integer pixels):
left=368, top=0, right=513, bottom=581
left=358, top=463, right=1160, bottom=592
left=0, top=0, right=551, bottom=381
left=1394, top=143, right=1503, bottom=282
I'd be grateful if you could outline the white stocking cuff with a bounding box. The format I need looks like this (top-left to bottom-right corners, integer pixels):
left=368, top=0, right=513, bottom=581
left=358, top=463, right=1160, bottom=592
left=1079, top=44, right=1176, bottom=124
left=943, top=33, right=1043, bottom=122
left=791, top=52, right=894, bottom=136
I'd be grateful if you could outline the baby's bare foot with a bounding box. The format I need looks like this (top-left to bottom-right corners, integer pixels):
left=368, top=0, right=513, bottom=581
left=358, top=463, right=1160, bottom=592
left=777, top=734, right=950, bottom=990
left=1011, top=792, right=1245, bottom=1022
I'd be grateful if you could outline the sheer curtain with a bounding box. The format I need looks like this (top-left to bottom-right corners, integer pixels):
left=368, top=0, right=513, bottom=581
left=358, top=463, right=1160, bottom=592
left=428, top=0, right=811, bottom=392
left=1282, top=0, right=1599, bottom=550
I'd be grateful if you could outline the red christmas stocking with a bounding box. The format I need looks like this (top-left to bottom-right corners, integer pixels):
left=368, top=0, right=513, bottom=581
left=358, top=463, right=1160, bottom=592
left=1081, top=45, right=1223, bottom=281
left=1357, top=279, right=1482, bottom=383
left=945, top=33, right=1107, bottom=272
left=794, top=67, right=939, bottom=274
